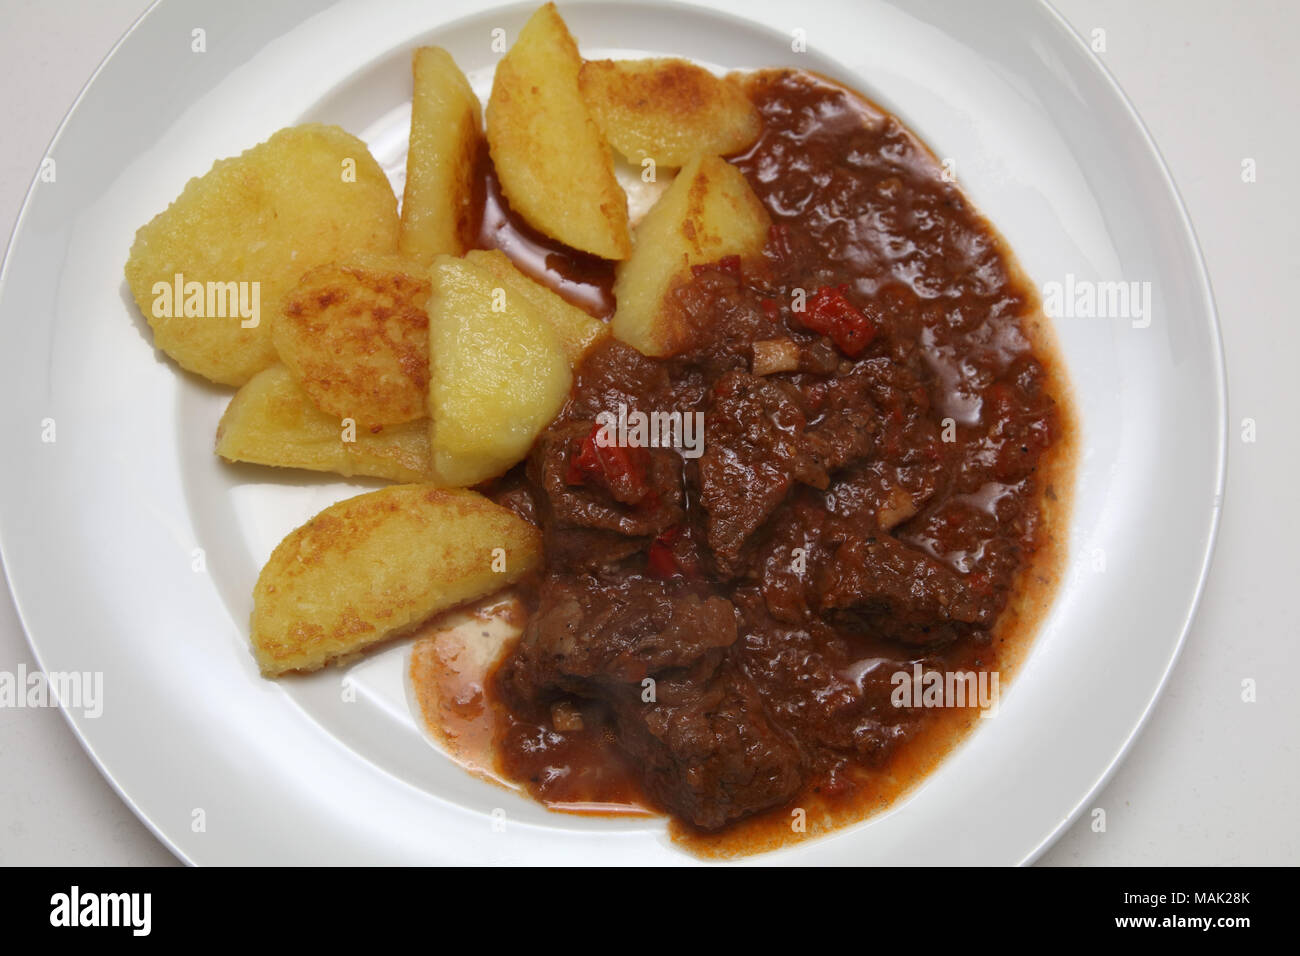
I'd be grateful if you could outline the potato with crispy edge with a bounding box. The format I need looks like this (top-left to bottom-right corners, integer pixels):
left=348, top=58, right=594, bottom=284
left=125, top=124, right=399, bottom=386
left=216, top=365, right=432, bottom=483
left=275, top=256, right=430, bottom=427
left=462, top=249, right=607, bottom=364
left=579, top=58, right=761, bottom=168
left=486, top=3, right=630, bottom=260
left=398, top=47, right=483, bottom=267
left=251, top=485, right=541, bottom=674
left=612, top=154, right=771, bottom=356
left=427, top=254, right=572, bottom=487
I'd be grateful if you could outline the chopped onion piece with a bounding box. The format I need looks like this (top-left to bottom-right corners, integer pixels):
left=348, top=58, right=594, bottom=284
left=751, top=338, right=800, bottom=376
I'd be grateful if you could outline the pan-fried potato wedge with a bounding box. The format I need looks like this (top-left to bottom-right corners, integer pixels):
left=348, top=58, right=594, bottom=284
left=275, top=257, right=430, bottom=426
left=462, top=249, right=607, bottom=364
left=251, top=485, right=541, bottom=674
left=398, top=47, right=483, bottom=267
left=486, top=3, right=630, bottom=260
left=612, top=154, right=770, bottom=356
left=428, top=255, right=572, bottom=487
left=125, top=124, right=399, bottom=386
left=579, top=58, right=761, bottom=167
left=216, top=364, right=432, bottom=483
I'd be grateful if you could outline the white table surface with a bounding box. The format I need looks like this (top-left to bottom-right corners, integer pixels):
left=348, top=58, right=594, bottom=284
left=1, top=0, right=1295, bottom=866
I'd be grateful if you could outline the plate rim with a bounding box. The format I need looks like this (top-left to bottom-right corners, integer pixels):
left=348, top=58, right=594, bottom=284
left=0, top=0, right=192, bottom=865
left=1018, top=0, right=1228, bottom=863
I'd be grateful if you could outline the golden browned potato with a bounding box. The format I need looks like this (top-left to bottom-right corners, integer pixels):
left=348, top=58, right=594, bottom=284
left=427, top=254, right=572, bottom=487
left=612, top=154, right=770, bottom=356
left=216, top=364, right=432, bottom=483
left=461, top=249, right=607, bottom=364
left=485, top=3, right=630, bottom=260
left=579, top=58, right=761, bottom=167
left=274, top=256, right=430, bottom=427
left=251, top=485, right=541, bottom=674
left=398, top=47, right=483, bottom=268
left=125, top=124, right=399, bottom=386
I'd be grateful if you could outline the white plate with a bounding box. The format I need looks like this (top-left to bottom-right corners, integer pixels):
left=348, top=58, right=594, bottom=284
left=0, top=0, right=1224, bottom=865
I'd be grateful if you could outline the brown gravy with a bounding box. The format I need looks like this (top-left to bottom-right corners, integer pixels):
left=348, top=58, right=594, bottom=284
left=470, top=145, right=616, bottom=319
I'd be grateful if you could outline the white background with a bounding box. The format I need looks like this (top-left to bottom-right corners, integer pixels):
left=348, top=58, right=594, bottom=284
left=0, top=0, right=1295, bottom=866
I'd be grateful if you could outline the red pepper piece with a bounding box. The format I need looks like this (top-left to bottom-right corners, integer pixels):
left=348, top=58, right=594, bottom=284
left=800, top=285, right=877, bottom=358
left=690, top=254, right=744, bottom=280
left=647, top=527, right=691, bottom=578
left=647, top=539, right=681, bottom=578
left=565, top=422, right=652, bottom=505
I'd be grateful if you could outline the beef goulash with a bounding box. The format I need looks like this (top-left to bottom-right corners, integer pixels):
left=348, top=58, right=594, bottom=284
left=473, top=70, right=1071, bottom=841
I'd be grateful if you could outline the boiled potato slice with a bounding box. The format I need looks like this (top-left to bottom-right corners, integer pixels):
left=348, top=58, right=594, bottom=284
left=125, top=124, right=399, bottom=386
left=612, top=154, right=770, bottom=356
left=275, top=256, right=430, bottom=426
left=486, top=3, right=630, bottom=260
left=216, top=364, right=432, bottom=483
left=462, top=249, right=607, bottom=364
left=398, top=47, right=483, bottom=267
left=579, top=58, right=761, bottom=167
left=427, top=255, right=572, bottom=486
left=251, top=485, right=541, bottom=674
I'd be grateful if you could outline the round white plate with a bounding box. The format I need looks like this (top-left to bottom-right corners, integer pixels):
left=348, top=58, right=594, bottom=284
left=0, top=0, right=1224, bottom=865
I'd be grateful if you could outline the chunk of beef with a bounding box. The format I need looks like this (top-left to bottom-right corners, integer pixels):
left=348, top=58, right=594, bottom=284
left=750, top=488, right=829, bottom=624
left=500, top=572, right=801, bottom=829
left=696, top=371, right=832, bottom=573
left=528, top=420, right=684, bottom=571
left=815, top=532, right=993, bottom=646
left=563, top=338, right=686, bottom=422
left=504, top=573, right=737, bottom=691
left=735, top=587, right=917, bottom=766
left=802, top=365, right=879, bottom=469
left=673, top=263, right=778, bottom=375
left=609, top=657, right=804, bottom=830
left=484, top=464, right=539, bottom=527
